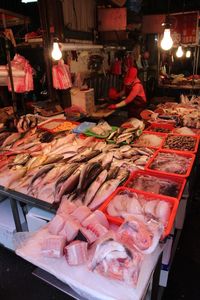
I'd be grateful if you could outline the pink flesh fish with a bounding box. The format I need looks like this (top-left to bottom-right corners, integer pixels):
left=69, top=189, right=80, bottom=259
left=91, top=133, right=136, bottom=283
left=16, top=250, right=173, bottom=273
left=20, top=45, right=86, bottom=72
left=12, top=133, right=39, bottom=148
left=2, top=132, right=22, bottom=148
left=0, top=167, right=27, bottom=188
left=79, top=136, right=96, bottom=148
left=89, top=179, right=120, bottom=210
left=57, top=200, right=77, bottom=216
left=48, top=215, right=65, bottom=235
left=64, top=241, right=88, bottom=265
left=86, top=223, right=108, bottom=239
left=41, top=236, right=66, bottom=258
left=70, top=206, right=91, bottom=223
left=59, top=216, right=80, bottom=242
left=50, top=144, right=78, bottom=155
left=36, top=164, right=67, bottom=188
left=80, top=227, right=97, bottom=244
left=84, top=170, right=108, bottom=206
left=82, top=210, right=109, bottom=228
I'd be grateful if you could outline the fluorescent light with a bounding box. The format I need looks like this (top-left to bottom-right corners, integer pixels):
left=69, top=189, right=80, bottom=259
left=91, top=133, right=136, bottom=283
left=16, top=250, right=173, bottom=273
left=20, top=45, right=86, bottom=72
left=21, top=0, right=37, bottom=3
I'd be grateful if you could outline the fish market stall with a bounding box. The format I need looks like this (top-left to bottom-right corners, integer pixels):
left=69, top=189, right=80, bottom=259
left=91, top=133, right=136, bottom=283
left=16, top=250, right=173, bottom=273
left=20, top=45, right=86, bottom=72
left=0, top=106, right=199, bottom=299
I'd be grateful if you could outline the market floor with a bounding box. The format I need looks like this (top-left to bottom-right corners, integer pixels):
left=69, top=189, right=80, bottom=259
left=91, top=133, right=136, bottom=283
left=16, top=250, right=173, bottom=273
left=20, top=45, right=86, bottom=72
left=1, top=200, right=200, bottom=300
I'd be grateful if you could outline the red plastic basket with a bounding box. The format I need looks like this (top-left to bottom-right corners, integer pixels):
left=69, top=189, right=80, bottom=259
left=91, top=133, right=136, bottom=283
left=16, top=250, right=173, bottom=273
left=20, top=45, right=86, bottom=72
left=132, top=131, right=166, bottom=149
left=162, top=133, right=199, bottom=154
left=145, top=149, right=196, bottom=178
left=99, top=186, right=179, bottom=238
left=124, top=169, right=186, bottom=202
left=145, top=122, right=174, bottom=134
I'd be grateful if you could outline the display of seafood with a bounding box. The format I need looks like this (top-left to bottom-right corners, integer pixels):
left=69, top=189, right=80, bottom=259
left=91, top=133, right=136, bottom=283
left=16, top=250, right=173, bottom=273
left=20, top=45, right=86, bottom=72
left=127, top=174, right=181, bottom=198
left=147, top=127, right=171, bottom=133
left=106, top=189, right=171, bottom=227
left=133, top=133, right=164, bottom=148
left=17, top=114, right=38, bottom=133
left=149, top=152, right=192, bottom=175
left=90, top=232, right=143, bottom=286
left=41, top=200, right=109, bottom=261
left=173, top=127, right=197, bottom=135
left=164, top=135, right=196, bottom=151
left=0, top=125, right=155, bottom=206
left=89, top=121, right=113, bottom=136
left=106, top=126, right=142, bottom=144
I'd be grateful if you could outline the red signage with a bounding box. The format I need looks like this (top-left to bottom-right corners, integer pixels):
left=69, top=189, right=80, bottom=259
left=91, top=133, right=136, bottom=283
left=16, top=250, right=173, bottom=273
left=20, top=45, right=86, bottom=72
left=170, top=12, right=198, bottom=45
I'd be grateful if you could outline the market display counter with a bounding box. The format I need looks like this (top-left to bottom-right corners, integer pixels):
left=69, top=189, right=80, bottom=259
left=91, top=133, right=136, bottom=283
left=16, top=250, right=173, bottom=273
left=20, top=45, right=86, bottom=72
left=15, top=226, right=163, bottom=300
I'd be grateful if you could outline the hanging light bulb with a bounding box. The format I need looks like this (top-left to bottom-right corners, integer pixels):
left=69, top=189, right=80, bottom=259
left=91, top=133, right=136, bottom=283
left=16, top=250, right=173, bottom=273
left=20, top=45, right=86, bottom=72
left=161, top=28, right=173, bottom=51
left=176, top=46, right=183, bottom=58
left=186, top=49, right=191, bottom=58
left=51, top=42, right=62, bottom=60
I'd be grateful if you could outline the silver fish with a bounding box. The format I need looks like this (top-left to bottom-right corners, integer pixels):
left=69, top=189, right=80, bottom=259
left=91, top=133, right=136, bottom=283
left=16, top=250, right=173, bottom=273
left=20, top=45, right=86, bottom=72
left=84, top=169, right=108, bottom=206
left=89, top=179, right=120, bottom=210
left=54, top=167, right=82, bottom=203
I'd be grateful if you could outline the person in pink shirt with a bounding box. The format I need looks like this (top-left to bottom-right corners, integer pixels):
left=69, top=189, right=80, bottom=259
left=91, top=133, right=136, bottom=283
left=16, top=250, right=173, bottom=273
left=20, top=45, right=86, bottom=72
left=108, top=67, right=146, bottom=118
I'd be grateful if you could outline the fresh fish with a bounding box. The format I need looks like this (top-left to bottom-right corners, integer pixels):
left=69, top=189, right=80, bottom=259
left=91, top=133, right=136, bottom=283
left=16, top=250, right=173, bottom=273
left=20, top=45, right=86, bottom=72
left=0, top=167, right=27, bottom=188
left=54, top=167, right=82, bottom=202
left=107, top=166, right=120, bottom=180
left=55, top=163, right=79, bottom=189
left=2, top=132, right=22, bottom=148
left=81, top=162, right=102, bottom=192
left=28, top=164, right=55, bottom=187
left=42, top=155, right=63, bottom=165
left=91, top=237, right=131, bottom=270
left=10, top=153, right=30, bottom=166
left=119, top=145, right=131, bottom=153
left=89, top=179, right=120, bottom=210
left=69, top=149, right=101, bottom=163
left=116, top=168, right=130, bottom=184
left=101, top=152, right=113, bottom=168
left=26, top=155, right=47, bottom=169
left=84, top=169, right=108, bottom=206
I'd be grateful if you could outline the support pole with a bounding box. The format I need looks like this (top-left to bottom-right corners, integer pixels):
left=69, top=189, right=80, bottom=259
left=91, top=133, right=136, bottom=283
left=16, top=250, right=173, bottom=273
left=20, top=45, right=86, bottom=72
left=2, top=13, right=18, bottom=117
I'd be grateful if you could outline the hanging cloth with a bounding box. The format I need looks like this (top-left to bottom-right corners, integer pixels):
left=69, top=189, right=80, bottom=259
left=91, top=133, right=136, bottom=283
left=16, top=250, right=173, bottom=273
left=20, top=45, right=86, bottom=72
left=52, top=60, right=72, bottom=90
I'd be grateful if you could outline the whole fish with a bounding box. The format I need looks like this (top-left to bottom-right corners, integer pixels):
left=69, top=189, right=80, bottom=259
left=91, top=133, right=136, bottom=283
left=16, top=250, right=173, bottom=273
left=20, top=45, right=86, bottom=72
left=42, top=155, right=63, bottom=165
left=89, top=179, right=120, bottom=210
left=101, top=152, right=113, bottom=168
left=2, top=132, right=22, bottom=148
left=107, top=166, right=120, bottom=180
left=28, top=164, right=55, bottom=188
left=116, top=168, right=130, bottom=184
left=54, top=167, right=82, bottom=203
left=10, top=153, right=30, bottom=166
left=55, top=163, right=79, bottom=189
left=84, top=169, right=108, bottom=206
left=80, top=162, right=102, bottom=192
left=26, top=155, right=47, bottom=169
left=0, top=167, right=27, bottom=188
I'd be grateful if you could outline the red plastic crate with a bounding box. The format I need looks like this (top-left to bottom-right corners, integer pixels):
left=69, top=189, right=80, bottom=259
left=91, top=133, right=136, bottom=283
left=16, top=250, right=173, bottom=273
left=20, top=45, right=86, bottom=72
left=145, top=123, right=174, bottom=134
left=145, top=149, right=196, bottom=178
left=132, top=131, right=166, bottom=149
left=162, top=133, right=199, bottom=153
left=124, top=170, right=186, bottom=202
left=99, top=186, right=179, bottom=239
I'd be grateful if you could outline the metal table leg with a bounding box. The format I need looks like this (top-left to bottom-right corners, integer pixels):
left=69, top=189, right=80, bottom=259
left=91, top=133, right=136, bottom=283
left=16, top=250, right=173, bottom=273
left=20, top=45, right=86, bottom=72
left=151, top=253, right=163, bottom=300
left=9, top=198, right=23, bottom=232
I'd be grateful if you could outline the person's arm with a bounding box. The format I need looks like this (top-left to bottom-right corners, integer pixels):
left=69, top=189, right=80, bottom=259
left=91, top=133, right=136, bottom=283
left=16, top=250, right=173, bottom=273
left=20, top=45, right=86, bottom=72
left=115, top=85, right=140, bottom=108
